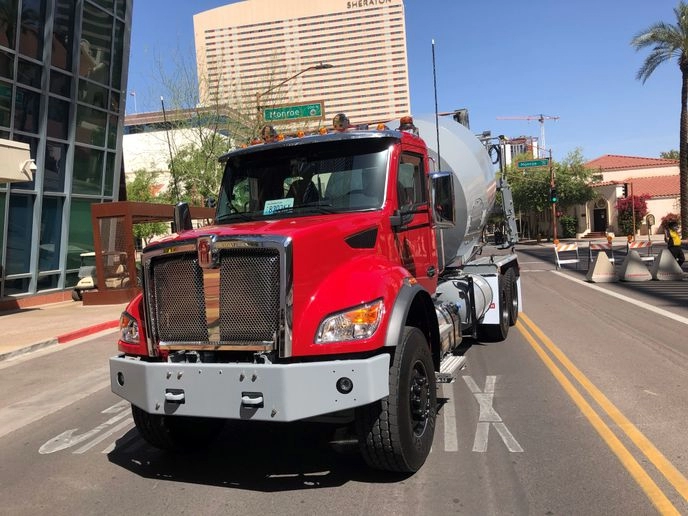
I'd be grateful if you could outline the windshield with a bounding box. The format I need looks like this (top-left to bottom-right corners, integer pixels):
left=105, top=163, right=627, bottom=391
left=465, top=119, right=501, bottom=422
left=216, top=138, right=390, bottom=222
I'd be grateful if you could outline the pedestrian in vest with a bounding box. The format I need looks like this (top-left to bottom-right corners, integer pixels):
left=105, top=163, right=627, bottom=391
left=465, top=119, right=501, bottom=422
left=664, top=220, right=685, bottom=266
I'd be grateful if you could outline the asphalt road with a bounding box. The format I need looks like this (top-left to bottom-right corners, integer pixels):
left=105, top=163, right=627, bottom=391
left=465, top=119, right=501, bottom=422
left=1, top=245, right=687, bottom=515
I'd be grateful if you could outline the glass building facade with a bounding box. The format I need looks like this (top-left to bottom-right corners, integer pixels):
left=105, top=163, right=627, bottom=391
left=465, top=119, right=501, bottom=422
left=0, top=0, right=132, bottom=298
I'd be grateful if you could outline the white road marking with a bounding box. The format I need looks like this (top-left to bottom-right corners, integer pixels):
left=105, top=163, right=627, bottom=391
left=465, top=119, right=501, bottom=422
left=441, top=383, right=458, bottom=452
left=39, top=402, right=130, bottom=454
left=74, top=418, right=133, bottom=454
left=463, top=375, right=523, bottom=453
left=553, top=271, right=688, bottom=326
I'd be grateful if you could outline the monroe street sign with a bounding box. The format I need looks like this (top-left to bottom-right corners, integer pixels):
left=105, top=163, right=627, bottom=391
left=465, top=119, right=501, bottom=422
left=263, top=102, right=324, bottom=122
left=517, top=158, right=549, bottom=169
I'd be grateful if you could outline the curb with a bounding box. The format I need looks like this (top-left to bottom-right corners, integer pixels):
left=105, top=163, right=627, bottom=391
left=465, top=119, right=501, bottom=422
left=0, top=319, right=119, bottom=362
left=57, top=320, right=120, bottom=344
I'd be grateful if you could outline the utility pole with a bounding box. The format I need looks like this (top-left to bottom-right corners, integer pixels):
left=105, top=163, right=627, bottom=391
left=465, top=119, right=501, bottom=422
left=549, top=149, right=557, bottom=242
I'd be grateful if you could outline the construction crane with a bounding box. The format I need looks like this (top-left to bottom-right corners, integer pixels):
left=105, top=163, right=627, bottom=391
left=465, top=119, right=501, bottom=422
left=496, top=114, right=559, bottom=157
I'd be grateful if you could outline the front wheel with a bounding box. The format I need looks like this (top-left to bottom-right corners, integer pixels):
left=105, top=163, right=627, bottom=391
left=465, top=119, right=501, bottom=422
left=131, top=404, right=225, bottom=451
left=355, top=326, right=437, bottom=473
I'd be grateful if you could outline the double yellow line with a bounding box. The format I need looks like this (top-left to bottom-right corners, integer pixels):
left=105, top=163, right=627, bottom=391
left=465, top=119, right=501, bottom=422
left=517, top=313, right=688, bottom=515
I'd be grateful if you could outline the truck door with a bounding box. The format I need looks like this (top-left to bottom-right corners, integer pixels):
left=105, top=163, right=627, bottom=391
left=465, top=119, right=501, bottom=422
left=395, top=151, right=438, bottom=291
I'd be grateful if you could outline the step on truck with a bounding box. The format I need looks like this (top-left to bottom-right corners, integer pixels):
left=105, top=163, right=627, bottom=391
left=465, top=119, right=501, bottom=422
left=109, top=114, right=521, bottom=473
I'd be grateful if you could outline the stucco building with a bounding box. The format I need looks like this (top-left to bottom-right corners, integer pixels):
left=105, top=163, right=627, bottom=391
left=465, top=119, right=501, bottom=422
left=580, top=155, right=679, bottom=236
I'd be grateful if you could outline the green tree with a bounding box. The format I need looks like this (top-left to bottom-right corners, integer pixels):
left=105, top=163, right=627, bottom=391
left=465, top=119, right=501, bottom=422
left=506, top=149, right=595, bottom=213
left=165, top=136, right=226, bottom=206
left=660, top=149, right=679, bottom=159
left=631, top=2, right=688, bottom=237
left=126, top=170, right=168, bottom=246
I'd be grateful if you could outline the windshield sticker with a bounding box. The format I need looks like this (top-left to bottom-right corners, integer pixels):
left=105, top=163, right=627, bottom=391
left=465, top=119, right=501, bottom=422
left=263, top=198, right=294, bottom=215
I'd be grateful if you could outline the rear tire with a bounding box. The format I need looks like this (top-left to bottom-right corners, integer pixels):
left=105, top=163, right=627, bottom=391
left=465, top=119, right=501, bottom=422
left=131, top=404, right=225, bottom=451
left=505, top=268, right=519, bottom=326
left=355, top=326, right=436, bottom=473
left=477, top=273, right=510, bottom=342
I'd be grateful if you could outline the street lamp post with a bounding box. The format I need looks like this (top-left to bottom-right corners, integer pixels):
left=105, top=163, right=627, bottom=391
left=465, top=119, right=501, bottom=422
left=255, top=62, right=333, bottom=122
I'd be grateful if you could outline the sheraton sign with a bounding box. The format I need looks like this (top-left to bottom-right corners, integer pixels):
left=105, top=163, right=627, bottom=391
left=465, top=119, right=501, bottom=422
left=347, top=0, right=393, bottom=9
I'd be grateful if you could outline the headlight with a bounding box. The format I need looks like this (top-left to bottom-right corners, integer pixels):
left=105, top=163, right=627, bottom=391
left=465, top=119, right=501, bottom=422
left=316, top=299, right=384, bottom=343
left=119, top=312, right=140, bottom=344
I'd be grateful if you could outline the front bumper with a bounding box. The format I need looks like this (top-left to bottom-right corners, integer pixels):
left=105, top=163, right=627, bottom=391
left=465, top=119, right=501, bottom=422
left=109, top=354, right=390, bottom=422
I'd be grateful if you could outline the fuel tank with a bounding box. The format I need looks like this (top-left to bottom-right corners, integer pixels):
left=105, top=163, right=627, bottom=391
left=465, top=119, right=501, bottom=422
left=413, top=117, right=497, bottom=266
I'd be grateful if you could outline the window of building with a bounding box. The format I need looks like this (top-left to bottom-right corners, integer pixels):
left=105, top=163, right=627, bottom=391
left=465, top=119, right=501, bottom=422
left=73, top=145, right=104, bottom=195
left=0, top=0, right=18, bottom=49
left=14, top=86, right=40, bottom=134
left=67, top=198, right=96, bottom=269
left=80, top=3, right=113, bottom=87
left=18, top=0, right=45, bottom=60
left=47, top=97, right=70, bottom=140
left=49, top=69, right=71, bottom=97
left=51, top=0, right=75, bottom=70
left=43, top=140, right=67, bottom=192
left=39, top=196, right=63, bottom=271
left=5, top=192, right=35, bottom=275
left=0, top=80, right=11, bottom=128
left=75, top=104, right=107, bottom=146
left=0, top=49, right=13, bottom=80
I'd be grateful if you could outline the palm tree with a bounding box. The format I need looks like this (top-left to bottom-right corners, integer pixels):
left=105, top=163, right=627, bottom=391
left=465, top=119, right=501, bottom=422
left=631, top=2, right=688, bottom=238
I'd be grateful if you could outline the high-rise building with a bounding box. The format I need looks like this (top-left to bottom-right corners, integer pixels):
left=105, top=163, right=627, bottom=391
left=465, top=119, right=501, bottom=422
left=0, top=0, right=132, bottom=299
left=193, top=0, right=410, bottom=129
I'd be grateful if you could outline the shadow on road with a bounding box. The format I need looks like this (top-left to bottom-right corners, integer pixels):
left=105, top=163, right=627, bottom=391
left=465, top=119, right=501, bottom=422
left=108, top=419, right=414, bottom=491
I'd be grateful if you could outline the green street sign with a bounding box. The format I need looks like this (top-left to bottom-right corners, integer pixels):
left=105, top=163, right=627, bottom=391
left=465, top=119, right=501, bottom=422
left=517, top=158, right=549, bottom=168
left=263, top=102, right=324, bottom=122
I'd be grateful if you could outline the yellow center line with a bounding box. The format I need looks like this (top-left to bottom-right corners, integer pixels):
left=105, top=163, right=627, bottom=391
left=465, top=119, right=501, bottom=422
left=516, top=316, right=679, bottom=515
left=519, top=313, right=688, bottom=503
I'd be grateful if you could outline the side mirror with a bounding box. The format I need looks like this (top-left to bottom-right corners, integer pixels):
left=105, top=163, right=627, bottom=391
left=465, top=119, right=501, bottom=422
left=173, top=202, right=193, bottom=232
left=431, top=171, right=455, bottom=228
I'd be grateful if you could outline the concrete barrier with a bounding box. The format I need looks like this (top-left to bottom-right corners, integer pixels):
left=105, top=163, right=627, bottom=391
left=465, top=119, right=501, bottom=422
left=619, top=250, right=652, bottom=282
left=586, top=251, right=617, bottom=282
left=650, top=249, right=685, bottom=281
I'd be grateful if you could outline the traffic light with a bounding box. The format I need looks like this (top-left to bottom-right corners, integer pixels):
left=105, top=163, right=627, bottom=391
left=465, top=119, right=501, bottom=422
left=622, top=183, right=629, bottom=198
left=549, top=187, right=558, bottom=203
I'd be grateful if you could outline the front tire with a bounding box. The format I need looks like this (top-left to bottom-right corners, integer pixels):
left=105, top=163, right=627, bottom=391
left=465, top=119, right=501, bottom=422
left=72, top=289, right=82, bottom=301
left=131, top=404, right=225, bottom=451
left=355, top=326, right=437, bottom=473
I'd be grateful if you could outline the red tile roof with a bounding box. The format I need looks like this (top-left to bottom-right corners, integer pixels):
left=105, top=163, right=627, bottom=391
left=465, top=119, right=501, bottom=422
left=585, top=154, right=678, bottom=171
left=591, top=175, right=679, bottom=198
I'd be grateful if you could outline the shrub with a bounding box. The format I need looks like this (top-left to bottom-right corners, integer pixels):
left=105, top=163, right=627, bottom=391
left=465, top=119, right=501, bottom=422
left=660, top=212, right=680, bottom=228
left=559, top=215, right=577, bottom=238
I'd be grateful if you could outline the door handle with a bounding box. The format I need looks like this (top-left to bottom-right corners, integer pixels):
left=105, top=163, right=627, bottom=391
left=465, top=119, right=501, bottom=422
left=427, top=266, right=436, bottom=277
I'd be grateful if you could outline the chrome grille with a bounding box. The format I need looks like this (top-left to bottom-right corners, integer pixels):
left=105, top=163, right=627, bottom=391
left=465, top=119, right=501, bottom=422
left=219, top=249, right=280, bottom=341
left=148, top=246, right=282, bottom=348
left=152, top=253, right=207, bottom=342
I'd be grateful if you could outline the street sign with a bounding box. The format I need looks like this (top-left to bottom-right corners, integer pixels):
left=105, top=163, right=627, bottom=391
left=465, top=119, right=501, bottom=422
left=263, top=102, right=324, bottom=122
left=517, top=158, right=549, bottom=169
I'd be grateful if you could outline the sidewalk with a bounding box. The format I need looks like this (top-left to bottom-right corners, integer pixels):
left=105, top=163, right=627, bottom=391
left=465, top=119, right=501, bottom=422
left=0, top=300, right=127, bottom=361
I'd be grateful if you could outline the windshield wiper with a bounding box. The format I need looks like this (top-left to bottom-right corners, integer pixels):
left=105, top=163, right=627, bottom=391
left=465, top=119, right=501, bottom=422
left=216, top=212, right=255, bottom=223
left=269, top=203, right=337, bottom=215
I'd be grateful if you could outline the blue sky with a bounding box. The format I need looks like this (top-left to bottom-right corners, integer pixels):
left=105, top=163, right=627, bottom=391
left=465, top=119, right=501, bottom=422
left=127, top=0, right=680, bottom=162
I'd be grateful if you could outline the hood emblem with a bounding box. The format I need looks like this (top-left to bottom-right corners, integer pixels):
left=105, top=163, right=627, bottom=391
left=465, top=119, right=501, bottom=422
left=197, top=236, right=219, bottom=269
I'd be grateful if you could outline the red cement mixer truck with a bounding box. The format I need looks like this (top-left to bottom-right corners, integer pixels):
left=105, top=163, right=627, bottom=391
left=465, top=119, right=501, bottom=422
left=109, top=114, right=521, bottom=473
